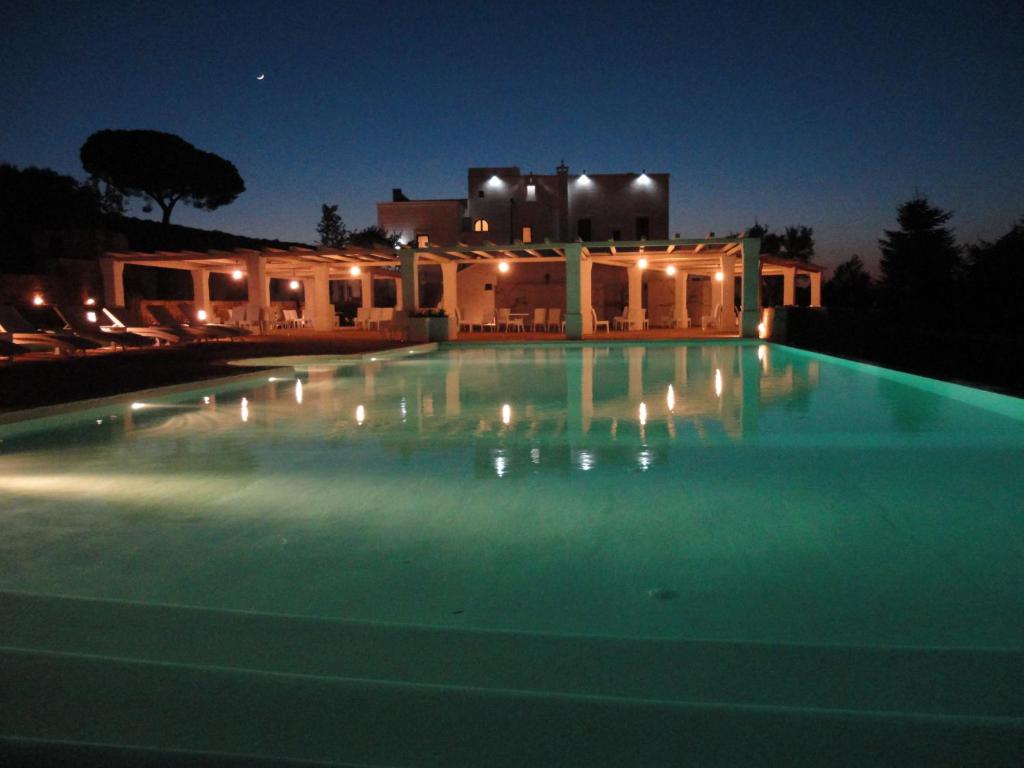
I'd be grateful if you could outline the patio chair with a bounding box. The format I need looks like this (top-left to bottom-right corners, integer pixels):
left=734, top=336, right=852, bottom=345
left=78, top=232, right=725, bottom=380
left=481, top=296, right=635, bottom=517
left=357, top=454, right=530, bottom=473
left=671, top=310, right=690, bottom=329
left=496, top=308, right=511, bottom=331
left=480, top=309, right=497, bottom=332
left=591, top=307, right=610, bottom=332
left=529, top=308, right=546, bottom=331
left=612, top=306, right=629, bottom=330
left=354, top=307, right=371, bottom=329
left=639, top=308, right=650, bottom=330
left=702, top=303, right=722, bottom=331
left=505, top=310, right=525, bottom=332
left=546, top=307, right=562, bottom=332
left=0, top=334, right=25, bottom=361
left=0, top=305, right=99, bottom=356
left=367, top=307, right=385, bottom=330
left=281, top=309, right=300, bottom=328
left=147, top=304, right=222, bottom=340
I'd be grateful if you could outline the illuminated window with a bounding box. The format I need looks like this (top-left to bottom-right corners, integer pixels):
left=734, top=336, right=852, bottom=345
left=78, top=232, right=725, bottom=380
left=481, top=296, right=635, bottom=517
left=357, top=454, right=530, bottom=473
left=474, top=219, right=490, bottom=232
left=526, top=184, right=536, bottom=201
left=522, top=226, right=532, bottom=243
left=416, top=234, right=429, bottom=247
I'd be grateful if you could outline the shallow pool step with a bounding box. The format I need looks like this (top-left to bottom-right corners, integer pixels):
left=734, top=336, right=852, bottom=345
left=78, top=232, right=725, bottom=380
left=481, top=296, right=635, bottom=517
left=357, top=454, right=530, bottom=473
left=1, top=590, right=1021, bottom=722
left=1, top=647, right=1021, bottom=768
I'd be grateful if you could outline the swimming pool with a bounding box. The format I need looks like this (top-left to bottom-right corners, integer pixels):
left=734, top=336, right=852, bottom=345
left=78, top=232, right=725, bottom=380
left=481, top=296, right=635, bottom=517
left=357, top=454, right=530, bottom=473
left=2, top=342, right=1022, bottom=765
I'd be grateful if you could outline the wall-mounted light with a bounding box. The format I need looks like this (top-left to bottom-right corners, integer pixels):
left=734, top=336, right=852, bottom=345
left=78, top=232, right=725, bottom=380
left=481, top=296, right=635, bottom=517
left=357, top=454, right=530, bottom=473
left=498, top=261, right=510, bottom=273
left=31, top=293, right=44, bottom=306
left=714, top=271, right=724, bottom=282
left=196, top=309, right=208, bottom=321
left=637, top=258, right=648, bottom=269
left=85, top=311, right=97, bottom=323
left=84, top=297, right=96, bottom=306
left=487, top=174, right=503, bottom=187
left=635, top=171, right=652, bottom=186
left=577, top=172, right=591, bottom=185
left=289, top=279, right=300, bottom=290
left=349, top=266, right=361, bottom=276
left=666, top=265, right=677, bottom=276
left=232, top=269, right=244, bottom=281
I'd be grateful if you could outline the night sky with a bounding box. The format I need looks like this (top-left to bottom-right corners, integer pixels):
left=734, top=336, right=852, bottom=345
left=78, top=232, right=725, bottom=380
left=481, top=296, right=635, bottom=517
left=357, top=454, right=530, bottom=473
left=3, top=0, right=1022, bottom=271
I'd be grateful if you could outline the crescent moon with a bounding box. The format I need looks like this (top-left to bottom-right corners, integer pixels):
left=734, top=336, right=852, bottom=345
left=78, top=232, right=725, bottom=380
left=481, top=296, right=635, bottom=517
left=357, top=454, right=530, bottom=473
left=256, top=73, right=265, bottom=80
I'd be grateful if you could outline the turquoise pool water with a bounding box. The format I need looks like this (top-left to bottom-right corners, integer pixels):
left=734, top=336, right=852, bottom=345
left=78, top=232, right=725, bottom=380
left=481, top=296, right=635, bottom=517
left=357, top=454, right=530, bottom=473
left=1, top=342, right=1022, bottom=765
left=2, top=342, right=1023, bottom=647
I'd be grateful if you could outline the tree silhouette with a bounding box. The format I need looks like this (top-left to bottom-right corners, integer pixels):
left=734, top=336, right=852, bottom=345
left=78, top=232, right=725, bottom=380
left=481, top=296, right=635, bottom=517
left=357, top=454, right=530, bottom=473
left=823, top=254, right=874, bottom=309
left=779, top=225, right=815, bottom=262
left=316, top=204, right=347, bottom=247
left=744, top=221, right=781, bottom=254
left=348, top=225, right=401, bottom=249
left=878, top=196, right=961, bottom=319
left=962, top=217, right=1024, bottom=330
left=80, top=129, right=245, bottom=225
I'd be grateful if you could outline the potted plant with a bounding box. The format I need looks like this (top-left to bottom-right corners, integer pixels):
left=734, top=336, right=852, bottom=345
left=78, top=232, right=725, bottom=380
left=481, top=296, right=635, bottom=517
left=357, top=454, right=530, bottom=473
left=407, top=308, right=455, bottom=342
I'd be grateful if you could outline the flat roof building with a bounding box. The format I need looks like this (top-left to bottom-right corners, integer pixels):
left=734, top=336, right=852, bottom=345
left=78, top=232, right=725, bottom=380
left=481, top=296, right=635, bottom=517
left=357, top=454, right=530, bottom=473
left=377, top=163, right=669, bottom=247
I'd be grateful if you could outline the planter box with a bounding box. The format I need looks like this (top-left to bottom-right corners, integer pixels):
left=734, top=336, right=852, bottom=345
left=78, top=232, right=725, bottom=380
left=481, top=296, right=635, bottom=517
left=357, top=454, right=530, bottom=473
left=407, top=316, right=455, bottom=342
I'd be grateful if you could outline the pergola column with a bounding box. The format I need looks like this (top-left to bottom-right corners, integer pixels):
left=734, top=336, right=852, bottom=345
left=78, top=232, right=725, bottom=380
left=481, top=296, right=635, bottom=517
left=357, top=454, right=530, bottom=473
left=720, top=253, right=737, bottom=333
left=674, top=270, right=689, bottom=327
left=740, top=238, right=762, bottom=338
left=394, top=277, right=403, bottom=310
left=627, top=265, right=643, bottom=330
left=100, top=257, right=125, bottom=307
left=399, top=251, right=419, bottom=311
left=564, top=243, right=584, bottom=338
left=360, top=272, right=374, bottom=309
left=191, top=268, right=211, bottom=320
left=440, top=262, right=458, bottom=316
left=782, top=266, right=796, bottom=306
left=308, top=265, right=333, bottom=331
left=580, top=258, right=593, bottom=334
left=810, top=272, right=822, bottom=307
left=245, top=253, right=270, bottom=308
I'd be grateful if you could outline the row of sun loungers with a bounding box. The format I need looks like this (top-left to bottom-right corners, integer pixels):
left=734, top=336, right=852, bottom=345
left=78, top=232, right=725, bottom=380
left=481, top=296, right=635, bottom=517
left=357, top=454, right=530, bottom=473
left=0, top=302, right=253, bottom=360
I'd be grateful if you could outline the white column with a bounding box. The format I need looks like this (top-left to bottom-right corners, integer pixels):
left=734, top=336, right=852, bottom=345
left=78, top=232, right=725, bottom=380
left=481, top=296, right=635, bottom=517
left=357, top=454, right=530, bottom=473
left=627, top=265, right=643, bottom=330
left=360, top=272, right=374, bottom=309
left=100, top=257, right=125, bottom=307
left=394, top=277, right=403, bottom=310
left=580, top=258, right=593, bottom=334
left=740, top=237, right=762, bottom=338
left=783, top=267, right=796, bottom=306
left=399, top=251, right=419, bottom=311
left=719, top=253, right=737, bottom=333
left=564, top=243, right=584, bottom=338
left=674, top=270, right=689, bottom=327
left=245, top=252, right=270, bottom=332
left=309, top=265, right=333, bottom=331
left=810, top=272, right=822, bottom=307
left=191, top=268, right=211, bottom=320
left=440, top=262, right=458, bottom=316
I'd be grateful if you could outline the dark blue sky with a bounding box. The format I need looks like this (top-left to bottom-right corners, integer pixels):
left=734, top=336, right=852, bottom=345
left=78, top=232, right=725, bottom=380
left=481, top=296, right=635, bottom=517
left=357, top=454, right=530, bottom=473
left=3, top=0, right=1022, bottom=271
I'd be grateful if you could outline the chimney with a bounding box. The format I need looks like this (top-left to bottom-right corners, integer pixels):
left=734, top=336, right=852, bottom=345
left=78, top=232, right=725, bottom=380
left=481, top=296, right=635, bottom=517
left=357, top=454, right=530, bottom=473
left=392, top=188, right=409, bottom=202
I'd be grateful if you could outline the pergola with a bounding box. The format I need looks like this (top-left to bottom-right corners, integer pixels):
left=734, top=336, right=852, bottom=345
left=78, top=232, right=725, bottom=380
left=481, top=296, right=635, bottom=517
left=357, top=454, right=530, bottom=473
left=101, top=237, right=824, bottom=337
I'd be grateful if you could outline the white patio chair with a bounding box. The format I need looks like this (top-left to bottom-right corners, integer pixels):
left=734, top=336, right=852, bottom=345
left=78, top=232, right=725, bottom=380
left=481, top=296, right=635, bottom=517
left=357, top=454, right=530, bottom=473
left=591, top=307, right=610, bottom=332
left=496, top=308, right=511, bottom=331
left=506, top=311, right=524, bottom=332
left=546, top=308, right=561, bottom=332
left=639, top=308, right=650, bottom=330
left=612, top=306, right=628, bottom=330
left=281, top=309, right=300, bottom=328
left=529, top=308, right=546, bottom=331
left=481, top=309, right=497, bottom=332
left=702, top=304, right=722, bottom=331
left=464, top=307, right=483, bottom=331
left=367, top=307, right=385, bottom=330
left=354, top=307, right=370, bottom=329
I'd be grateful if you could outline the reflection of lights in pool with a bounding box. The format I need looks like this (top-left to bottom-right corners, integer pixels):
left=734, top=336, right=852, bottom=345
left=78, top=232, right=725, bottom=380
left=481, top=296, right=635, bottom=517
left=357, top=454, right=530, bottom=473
left=715, top=369, right=723, bottom=398
left=240, top=397, right=249, bottom=422
left=530, top=447, right=541, bottom=464
left=637, top=450, right=653, bottom=472
left=576, top=450, right=595, bottom=471
left=666, top=384, right=675, bottom=412
left=493, top=450, right=509, bottom=478
left=294, top=379, right=303, bottom=404
left=501, top=403, right=511, bottom=425
left=203, top=396, right=211, bottom=404
left=356, top=405, right=365, bottom=424
left=268, top=377, right=277, bottom=382
left=370, top=357, right=377, bottom=362
left=757, top=345, right=767, bottom=362
left=95, top=419, right=103, bottom=425
left=638, top=402, right=647, bottom=425
left=130, top=402, right=146, bottom=410
left=399, top=398, right=407, bottom=420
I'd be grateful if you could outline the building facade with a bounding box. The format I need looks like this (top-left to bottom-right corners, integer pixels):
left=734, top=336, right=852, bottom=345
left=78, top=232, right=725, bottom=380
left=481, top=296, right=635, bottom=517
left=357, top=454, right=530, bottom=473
left=377, top=163, right=669, bottom=247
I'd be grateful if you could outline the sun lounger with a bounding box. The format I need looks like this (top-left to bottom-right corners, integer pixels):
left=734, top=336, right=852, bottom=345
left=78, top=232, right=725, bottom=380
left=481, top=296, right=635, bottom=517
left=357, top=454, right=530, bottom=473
left=0, top=305, right=99, bottom=356
left=102, top=307, right=186, bottom=344
left=177, top=303, right=249, bottom=337
left=55, top=305, right=155, bottom=349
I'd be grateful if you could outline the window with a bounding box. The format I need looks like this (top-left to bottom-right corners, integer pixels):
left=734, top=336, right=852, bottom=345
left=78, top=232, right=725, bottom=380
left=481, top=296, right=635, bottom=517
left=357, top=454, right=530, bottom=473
left=526, top=184, right=537, bottom=201
left=577, top=218, right=592, bottom=241
left=474, top=219, right=490, bottom=232
left=635, top=217, right=649, bottom=239
left=416, top=234, right=429, bottom=248
left=521, top=226, right=533, bottom=243
left=477, top=190, right=485, bottom=198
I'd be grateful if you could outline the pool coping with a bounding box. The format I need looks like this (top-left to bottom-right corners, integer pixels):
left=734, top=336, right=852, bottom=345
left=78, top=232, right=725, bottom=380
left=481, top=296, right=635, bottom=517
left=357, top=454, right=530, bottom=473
left=225, top=342, right=439, bottom=369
